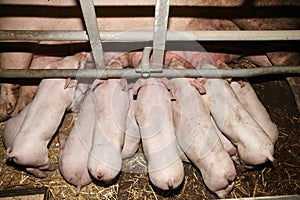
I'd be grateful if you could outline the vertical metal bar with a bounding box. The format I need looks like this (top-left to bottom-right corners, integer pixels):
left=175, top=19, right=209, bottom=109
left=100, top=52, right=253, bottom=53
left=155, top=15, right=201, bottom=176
left=78, top=0, right=105, bottom=69
left=152, top=0, right=170, bottom=72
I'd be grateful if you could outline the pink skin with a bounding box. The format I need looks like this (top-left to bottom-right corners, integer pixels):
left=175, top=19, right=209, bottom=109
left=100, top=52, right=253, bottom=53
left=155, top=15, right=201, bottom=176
left=169, top=51, right=240, bottom=68
left=104, top=52, right=130, bottom=68
left=133, top=78, right=184, bottom=190
left=59, top=90, right=94, bottom=195
left=1, top=0, right=299, bottom=121
left=11, top=56, right=64, bottom=117
left=170, top=75, right=236, bottom=198
left=210, top=116, right=240, bottom=164
left=195, top=62, right=275, bottom=165
left=122, top=89, right=141, bottom=160
left=2, top=104, right=29, bottom=150
left=230, top=81, right=278, bottom=144
left=88, top=61, right=129, bottom=182
left=6, top=53, right=89, bottom=178
left=128, top=51, right=194, bottom=69
left=0, top=52, right=34, bottom=121
left=170, top=101, right=193, bottom=164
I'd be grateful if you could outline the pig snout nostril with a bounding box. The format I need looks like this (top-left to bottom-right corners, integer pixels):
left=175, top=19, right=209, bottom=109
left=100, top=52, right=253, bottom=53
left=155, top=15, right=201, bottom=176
left=167, top=179, right=174, bottom=189
left=97, top=172, right=103, bottom=180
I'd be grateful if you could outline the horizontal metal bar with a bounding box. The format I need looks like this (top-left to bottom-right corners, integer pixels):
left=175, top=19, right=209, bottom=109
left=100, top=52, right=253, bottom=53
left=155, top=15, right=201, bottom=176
left=0, top=67, right=299, bottom=80
left=1, top=30, right=299, bottom=42
left=0, top=0, right=247, bottom=7
left=225, top=195, right=300, bottom=200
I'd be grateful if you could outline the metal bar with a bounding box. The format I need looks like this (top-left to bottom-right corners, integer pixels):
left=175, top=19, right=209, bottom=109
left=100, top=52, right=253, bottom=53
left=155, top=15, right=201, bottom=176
left=152, top=0, right=170, bottom=71
left=1, top=30, right=300, bottom=41
left=225, top=195, right=300, bottom=200
left=0, top=66, right=299, bottom=79
left=136, top=47, right=153, bottom=78
left=78, top=0, right=105, bottom=69
left=0, top=0, right=245, bottom=6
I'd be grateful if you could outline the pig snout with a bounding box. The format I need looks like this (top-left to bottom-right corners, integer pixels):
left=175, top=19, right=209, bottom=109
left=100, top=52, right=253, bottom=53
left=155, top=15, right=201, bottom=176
left=59, top=90, right=94, bottom=194
left=171, top=76, right=236, bottom=198
left=193, top=62, right=275, bottom=166
left=88, top=61, right=129, bottom=182
left=230, top=81, right=278, bottom=145
left=135, top=78, right=184, bottom=191
left=122, top=89, right=141, bottom=160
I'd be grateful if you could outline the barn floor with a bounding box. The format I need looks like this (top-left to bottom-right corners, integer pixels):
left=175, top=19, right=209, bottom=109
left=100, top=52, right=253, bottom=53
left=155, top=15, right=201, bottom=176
left=0, top=61, right=299, bottom=199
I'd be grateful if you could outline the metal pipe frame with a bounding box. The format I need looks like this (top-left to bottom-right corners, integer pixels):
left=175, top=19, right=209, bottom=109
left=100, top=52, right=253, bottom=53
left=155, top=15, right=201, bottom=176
left=0, top=0, right=299, bottom=80
left=78, top=0, right=105, bottom=69
left=152, top=0, right=170, bottom=71
left=0, top=66, right=299, bottom=79
left=1, top=30, right=299, bottom=41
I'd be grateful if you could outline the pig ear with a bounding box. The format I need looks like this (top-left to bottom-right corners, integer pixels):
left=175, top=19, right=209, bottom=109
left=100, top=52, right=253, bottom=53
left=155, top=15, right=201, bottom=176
left=45, top=62, right=60, bottom=69
left=169, top=88, right=177, bottom=101
left=120, top=78, right=128, bottom=91
left=128, top=83, right=135, bottom=89
left=189, top=78, right=207, bottom=94
left=64, top=78, right=77, bottom=89
left=157, top=78, right=171, bottom=90
left=216, top=62, right=232, bottom=83
left=90, top=79, right=105, bottom=91
left=132, top=78, right=146, bottom=96
left=237, top=80, right=245, bottom=87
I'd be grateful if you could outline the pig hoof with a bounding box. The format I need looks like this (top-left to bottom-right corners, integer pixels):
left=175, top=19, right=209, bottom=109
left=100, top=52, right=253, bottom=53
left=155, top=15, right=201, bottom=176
left=236, top=164, right=254, bottom=175
left=47, top=163, right=58, bottom=171
left=26, top=168, right=48, bottom=178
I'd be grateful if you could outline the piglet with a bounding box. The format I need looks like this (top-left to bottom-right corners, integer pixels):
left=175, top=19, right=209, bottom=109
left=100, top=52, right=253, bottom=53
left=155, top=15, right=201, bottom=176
left=2, top=104, right=29, bottom=150
left=133, top=78, right=184, bottom=190
left=59, top=89, right=94, bottom=194
left=170, top=72, right=236, bottom=198
left=193, top=62, right=275, bottom=165
left=6, top=52, right=89, bottom=178
left=211, top=116, right=240, bottom=164
left=87, top=60, right=129, bottom=181
left=122, top=88, right=141, bottom=159
left=230, top=80, right=278, bottom=144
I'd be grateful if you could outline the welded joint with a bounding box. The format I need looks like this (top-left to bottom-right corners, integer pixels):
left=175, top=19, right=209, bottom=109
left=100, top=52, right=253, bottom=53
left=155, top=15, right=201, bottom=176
left=135, top=47, right=153, bottom=78
left=135, top=46, right=166, bottom=78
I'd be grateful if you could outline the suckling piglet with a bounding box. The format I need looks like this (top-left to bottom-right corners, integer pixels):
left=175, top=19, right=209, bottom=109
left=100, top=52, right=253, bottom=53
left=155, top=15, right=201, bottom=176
left=194, top=62, right=275, bottom=165
left=122, top=88, right=141, bottom=159
left=230, top=80, right=278, bottom=144
left=88, top=60, right=129, bottom=182
left=170, top=74, right=236, bottom=198
left=2, top=104, right=29, bottom=150
left=210, top=116, right=240, bottom=164
left=6, top=52, right=89, bottom=177
left=58, top=89, right=94, bottom=194
left=133, top=78, right=184, bottom=190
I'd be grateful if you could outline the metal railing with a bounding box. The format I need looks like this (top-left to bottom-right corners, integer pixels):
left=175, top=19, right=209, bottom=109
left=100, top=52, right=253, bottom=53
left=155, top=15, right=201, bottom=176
left=0, top=0, right=299, bottom=80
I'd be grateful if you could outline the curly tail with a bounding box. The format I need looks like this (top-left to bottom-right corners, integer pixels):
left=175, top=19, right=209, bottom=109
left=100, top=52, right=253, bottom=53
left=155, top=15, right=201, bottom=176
left=76, top=185, right=82, bottom=196
left=268, top=153, right=275, bottom=163
left=6, top=147, right=13, bottom=158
